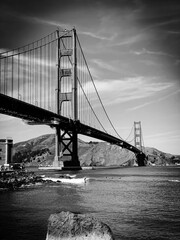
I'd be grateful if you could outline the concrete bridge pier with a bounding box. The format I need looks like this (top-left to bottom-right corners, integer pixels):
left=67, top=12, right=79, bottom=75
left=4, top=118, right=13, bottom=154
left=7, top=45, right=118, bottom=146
left=53, top=125, right=64, bottom=168
left=61, top=127, right=81, bottom=170
left=53, top=122, right=81, bottom=170
left=136, top=152, right=147, bottom=166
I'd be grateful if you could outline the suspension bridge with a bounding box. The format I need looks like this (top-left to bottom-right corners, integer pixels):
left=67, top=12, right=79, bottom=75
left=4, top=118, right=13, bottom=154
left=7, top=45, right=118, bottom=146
left=0, top=28, right=147, bottom=168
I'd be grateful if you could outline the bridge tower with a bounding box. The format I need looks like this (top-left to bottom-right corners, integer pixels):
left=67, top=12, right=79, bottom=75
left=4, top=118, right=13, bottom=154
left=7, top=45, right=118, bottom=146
left=53, top=28, right=81, bottom=169
left=134, top=121, right=146, bottom=166
left=134, top=121, right=142, bottom=151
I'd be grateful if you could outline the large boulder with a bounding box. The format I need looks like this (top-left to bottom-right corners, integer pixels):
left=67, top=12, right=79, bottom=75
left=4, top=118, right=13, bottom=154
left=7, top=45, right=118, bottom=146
left=46, top=211, right=114, bottom=240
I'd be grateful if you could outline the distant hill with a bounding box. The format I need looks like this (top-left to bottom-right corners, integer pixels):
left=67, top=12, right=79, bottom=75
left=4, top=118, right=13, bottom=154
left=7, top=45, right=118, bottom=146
left=143, top=147, right=180, bottom=166
left=12, top=134, right=180, bottom=167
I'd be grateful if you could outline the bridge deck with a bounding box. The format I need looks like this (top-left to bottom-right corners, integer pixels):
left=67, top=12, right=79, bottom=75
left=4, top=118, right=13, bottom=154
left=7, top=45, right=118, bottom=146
left=0, top=93, right=143, bottom=157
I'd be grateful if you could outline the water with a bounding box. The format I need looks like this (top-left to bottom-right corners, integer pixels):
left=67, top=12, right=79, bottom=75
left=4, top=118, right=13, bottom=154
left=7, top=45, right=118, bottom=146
left=0, top=166, right=180, bottom=240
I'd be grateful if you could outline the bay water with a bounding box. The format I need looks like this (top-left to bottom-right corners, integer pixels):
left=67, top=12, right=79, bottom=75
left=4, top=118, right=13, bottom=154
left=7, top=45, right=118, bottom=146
left=0, top=166, right=180, bottom=240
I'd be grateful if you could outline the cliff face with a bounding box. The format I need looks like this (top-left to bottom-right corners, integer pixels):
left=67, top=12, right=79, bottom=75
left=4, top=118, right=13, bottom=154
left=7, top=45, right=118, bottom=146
left=79, top=142, right=136, bottom=166
left=12, top=134, right=180, bottom=167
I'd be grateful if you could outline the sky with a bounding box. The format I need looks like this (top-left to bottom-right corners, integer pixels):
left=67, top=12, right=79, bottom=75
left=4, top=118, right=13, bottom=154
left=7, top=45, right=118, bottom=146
left=0, top=0, right=180, bottom=154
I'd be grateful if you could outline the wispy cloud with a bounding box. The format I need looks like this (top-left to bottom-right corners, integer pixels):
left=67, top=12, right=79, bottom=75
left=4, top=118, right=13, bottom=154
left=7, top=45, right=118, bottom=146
left=167, top=31, right=180, bottom=35
left=143, top=18, right=180, bottom=32
left=79, top=31, right=117, bottom=41
left=131, top=48, right=174, bottom=58
left=20, top=15, right=72, bottom=31
left=146, top=131, right=180, bottom=141
left=86, top=76, right=174, bottom=107
left=90, top=58, right=137, bottom=78
left=19, top=14, right=117, bottom=42
left=92, top=59, right=117, bottom=72
left=18, top=14, right=119, bottom=42
left=128, top=89, right=180, bottom=111
left=112, top=33, right=146, bottom=47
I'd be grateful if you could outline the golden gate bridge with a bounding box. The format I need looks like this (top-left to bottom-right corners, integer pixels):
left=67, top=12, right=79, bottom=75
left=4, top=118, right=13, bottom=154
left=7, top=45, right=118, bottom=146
left=0, top=28, right=147, bottom=168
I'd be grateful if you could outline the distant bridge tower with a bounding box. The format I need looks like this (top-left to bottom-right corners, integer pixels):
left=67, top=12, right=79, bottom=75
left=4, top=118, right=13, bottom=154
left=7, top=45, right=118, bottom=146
left=53, top=28, right=81, bottom=169
left=134, top=121, right=142, bottom=151
left=134, top=121, right=146, bottom=166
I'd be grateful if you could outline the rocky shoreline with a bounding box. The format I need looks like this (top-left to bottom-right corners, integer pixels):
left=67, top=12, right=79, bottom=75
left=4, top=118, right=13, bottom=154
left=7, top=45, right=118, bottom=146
left=0, top=170, right=44, bottom=190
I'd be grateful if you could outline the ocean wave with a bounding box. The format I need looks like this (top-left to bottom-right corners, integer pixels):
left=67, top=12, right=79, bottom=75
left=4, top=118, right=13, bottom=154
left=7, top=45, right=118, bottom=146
left=168, top=179, right=180, bottom=182
left=42, top=176, right=88, bottom=184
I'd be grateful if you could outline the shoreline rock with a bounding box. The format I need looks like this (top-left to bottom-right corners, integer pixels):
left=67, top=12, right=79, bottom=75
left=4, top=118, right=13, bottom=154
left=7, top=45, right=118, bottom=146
left=46, top=211, right=114, bottom=240
left=0, top=171, right=43, bottom=190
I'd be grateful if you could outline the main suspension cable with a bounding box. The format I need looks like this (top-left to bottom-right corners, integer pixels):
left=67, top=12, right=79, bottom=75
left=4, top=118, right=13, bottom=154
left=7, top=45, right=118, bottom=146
left=76, top=35, right=123, bottom=140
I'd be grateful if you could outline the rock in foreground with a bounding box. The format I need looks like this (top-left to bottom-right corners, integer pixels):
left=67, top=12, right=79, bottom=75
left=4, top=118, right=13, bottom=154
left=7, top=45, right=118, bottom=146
left=46, top=211, right=114, bottom=240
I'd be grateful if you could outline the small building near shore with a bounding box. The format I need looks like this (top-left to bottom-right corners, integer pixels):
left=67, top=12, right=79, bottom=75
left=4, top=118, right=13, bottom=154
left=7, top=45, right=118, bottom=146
left=0, top=138, right=13, bottom=167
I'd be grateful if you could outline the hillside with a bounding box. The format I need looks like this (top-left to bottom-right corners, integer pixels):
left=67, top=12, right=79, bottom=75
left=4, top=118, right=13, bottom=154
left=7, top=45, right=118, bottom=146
left=143, top=147, right=180, bottom=166
left=12, top=134, right=180, bottom=167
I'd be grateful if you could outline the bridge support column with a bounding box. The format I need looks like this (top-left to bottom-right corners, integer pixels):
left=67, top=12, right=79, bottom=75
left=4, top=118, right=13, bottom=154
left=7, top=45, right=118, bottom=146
left=53, top=125, right=64, bottom=168
left=136, top=152, right=146, bottom=166
left=61, top=126, right=81, bottom=170
left=71, top=129, right=81, bottom=168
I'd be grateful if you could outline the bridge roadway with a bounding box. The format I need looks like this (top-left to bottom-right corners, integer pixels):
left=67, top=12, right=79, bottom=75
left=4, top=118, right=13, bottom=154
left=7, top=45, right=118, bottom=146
left=0, top=93, right=146, bottom=166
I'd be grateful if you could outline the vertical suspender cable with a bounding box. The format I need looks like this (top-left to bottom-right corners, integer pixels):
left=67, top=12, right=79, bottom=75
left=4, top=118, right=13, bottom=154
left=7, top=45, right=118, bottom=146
left=28, top=45, right=30, bottom=103
left=33, top=43, right=35, bottom=104
left=11, top=55, right=13, bottom=97
left=40, top=41, right=42, bottom=107
left=18, top=51, right=20, bottom=99
left=23, top=49, right=25, bottom=101
left=0, top=55, right=1, bottom=93
left=48, top=36, right=50, bottom=110
left=29, top=46, right=31, bottom=104
left=44, top=39, right=46, bottom=109
left=0, top=56, right=1, bottom=93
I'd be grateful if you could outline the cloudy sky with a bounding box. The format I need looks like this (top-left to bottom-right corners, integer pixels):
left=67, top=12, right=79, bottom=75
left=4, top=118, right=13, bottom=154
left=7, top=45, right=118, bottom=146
left=0, top=0, right=180, bottom=154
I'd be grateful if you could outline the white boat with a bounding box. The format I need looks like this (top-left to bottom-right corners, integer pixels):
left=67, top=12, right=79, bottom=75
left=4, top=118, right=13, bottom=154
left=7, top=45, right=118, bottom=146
left=42, top=176, right=88, bottom=184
